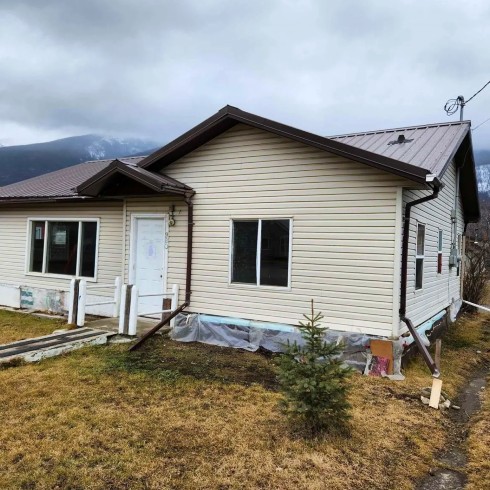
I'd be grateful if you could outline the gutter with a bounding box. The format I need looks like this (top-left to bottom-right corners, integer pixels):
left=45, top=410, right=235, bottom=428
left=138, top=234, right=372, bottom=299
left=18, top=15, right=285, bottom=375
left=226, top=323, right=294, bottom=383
left=130, top=191, right=195, bottom=351
left=399, top=176, right=442, bottom=377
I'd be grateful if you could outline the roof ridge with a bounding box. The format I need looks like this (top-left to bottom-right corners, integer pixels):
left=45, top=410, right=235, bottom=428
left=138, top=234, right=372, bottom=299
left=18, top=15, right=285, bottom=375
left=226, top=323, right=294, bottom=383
left=329, top=120, right=471, bottom=139
left=83, top=155, right=146, bottom=164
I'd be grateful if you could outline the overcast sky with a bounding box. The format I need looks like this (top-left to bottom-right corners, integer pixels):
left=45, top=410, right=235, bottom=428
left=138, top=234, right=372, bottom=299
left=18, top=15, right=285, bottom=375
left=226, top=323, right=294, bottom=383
left=0, top=0, right=489, bottom=149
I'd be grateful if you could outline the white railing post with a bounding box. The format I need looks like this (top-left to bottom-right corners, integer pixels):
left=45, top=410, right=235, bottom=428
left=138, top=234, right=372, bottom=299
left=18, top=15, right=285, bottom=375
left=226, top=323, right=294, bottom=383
left=118, top=284, right=128, bottom=334
left=68, top=278, right=76, bottom=324
left=128, top=285, right=139, bottom=336
left=113, top=276, right=122, bottom=318
left=170, top=284, right=179, bottom=328
left=77, top=280, right=87, bottom=327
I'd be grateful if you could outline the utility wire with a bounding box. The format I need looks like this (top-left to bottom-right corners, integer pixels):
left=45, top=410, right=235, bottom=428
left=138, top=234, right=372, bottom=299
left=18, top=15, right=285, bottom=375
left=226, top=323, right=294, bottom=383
left=465, top=80, right=490, bottom=104
left=472, top=116, right=490, bottom=131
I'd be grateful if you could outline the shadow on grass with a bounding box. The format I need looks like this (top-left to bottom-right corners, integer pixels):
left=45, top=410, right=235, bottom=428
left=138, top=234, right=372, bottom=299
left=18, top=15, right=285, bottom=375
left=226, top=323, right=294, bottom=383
left=102, top=336, right=280, bottom=390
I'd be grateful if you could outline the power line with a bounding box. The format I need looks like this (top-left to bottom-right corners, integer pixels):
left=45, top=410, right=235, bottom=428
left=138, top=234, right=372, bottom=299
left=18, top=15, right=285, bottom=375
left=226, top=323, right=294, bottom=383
left=472, top=116, right=490, bottom=132
left=466, top=80, right=490, bottom=104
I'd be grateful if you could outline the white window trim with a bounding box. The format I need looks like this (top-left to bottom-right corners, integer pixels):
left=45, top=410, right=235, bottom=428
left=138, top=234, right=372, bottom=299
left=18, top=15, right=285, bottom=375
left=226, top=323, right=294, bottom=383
left=415, top=222, right=425, bottom=290
left=25, top=217, right=100, bottom=282
left=228, top=218, right=293, bottom=291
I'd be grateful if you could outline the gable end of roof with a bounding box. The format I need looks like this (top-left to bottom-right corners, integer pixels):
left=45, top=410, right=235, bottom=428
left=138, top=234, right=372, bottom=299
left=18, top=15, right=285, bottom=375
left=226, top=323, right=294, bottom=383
left=138, top=105, right=431, bottom=184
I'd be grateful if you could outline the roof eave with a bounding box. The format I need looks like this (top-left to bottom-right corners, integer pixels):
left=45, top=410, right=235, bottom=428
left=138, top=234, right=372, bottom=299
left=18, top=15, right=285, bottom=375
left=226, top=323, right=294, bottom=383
left=435, top=124, right=471, bottom=179
left=75, top=160, right=191, bottom=197
left=138, top=106, right=430, bottom=185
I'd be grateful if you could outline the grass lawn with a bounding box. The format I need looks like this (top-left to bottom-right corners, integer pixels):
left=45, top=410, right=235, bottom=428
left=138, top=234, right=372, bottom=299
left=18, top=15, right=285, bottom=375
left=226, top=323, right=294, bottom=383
left=0, top=308, right=489, bottom=490
left=0, top=309, right=65, bottom=344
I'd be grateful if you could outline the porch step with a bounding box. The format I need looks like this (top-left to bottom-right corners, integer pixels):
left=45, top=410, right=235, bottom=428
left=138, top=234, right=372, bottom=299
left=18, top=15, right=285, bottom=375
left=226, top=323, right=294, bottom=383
left=0, top=328, right=114, bottom=364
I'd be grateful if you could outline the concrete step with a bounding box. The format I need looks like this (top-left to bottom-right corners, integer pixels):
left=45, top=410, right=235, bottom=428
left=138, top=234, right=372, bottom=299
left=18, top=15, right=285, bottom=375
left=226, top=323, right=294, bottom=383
left=0, top=328, right=114, bottom=364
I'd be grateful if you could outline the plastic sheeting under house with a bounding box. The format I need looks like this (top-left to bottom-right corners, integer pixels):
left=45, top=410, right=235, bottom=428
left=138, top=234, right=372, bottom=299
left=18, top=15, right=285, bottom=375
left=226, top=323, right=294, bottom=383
left=171, top=312, right=372, bottom=371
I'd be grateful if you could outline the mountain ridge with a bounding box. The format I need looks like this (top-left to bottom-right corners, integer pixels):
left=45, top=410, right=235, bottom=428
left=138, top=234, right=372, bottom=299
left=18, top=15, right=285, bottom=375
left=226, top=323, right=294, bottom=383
left=0, top=134, right=160, bottom=187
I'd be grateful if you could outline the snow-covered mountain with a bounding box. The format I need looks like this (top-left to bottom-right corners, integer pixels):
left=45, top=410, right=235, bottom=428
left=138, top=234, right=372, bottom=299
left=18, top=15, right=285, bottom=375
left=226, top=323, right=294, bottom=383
left=0, top=134, right=160, bottom=187
left=475, top=149, right=490, bottom=194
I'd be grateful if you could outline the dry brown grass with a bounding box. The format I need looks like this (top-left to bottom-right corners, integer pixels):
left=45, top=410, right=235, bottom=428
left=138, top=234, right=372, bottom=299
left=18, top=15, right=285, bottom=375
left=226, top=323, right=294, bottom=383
left=464, top=315, right=490, bottom=490
left=0, top=309, right=488, bottom=490
left=0, top=309, right=64, bottom=344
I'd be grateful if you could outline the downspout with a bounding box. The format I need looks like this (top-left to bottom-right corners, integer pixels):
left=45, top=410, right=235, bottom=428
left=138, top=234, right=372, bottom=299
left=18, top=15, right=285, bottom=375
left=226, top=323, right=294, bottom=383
left=399, top=177, right=442, bottom=377
left=184, top=192, right=195, bottom=304
left=130, top=191, right=195, bottom=351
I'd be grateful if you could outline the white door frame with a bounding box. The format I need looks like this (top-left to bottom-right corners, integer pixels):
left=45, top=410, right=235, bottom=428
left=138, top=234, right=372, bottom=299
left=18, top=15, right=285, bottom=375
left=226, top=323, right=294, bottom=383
left=128, top=213, right=169, bottom=294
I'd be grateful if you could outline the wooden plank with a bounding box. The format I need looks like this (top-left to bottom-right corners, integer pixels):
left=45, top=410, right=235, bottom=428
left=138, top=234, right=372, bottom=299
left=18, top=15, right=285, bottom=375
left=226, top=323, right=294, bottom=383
left=435, top=339, right=442, bottom=371
left=429, top=378, right=443, bottom=409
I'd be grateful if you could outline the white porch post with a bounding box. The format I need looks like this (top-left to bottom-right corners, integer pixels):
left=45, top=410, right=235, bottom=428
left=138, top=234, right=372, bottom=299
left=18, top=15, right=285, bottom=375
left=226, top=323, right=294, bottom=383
left=128, top=285, right=139, bottom=336
left=77, top=280, right=87, bottom=327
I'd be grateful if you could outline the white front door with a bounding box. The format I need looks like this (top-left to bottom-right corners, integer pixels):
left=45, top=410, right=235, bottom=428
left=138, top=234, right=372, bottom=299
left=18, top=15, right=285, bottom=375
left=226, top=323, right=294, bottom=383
left=131, top=216, right=167, bottom=317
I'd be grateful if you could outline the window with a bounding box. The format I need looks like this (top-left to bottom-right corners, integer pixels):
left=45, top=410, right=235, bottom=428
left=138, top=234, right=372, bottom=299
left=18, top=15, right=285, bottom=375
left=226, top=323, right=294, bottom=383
left=28, top=219, right=98, bottom=278
left=437, top=230, right=443, bottom=274
left=231, top=219, right=291, bottom=287
left=415, top=223, right=425, bottom=290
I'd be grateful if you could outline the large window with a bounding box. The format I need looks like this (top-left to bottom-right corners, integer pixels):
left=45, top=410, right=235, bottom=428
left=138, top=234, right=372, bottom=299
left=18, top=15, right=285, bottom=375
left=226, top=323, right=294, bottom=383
left=28, top=219, right=98, bottom=278
left=415, top=223, right=425, bottom=290
left=231, top=219, right=291, bottom=287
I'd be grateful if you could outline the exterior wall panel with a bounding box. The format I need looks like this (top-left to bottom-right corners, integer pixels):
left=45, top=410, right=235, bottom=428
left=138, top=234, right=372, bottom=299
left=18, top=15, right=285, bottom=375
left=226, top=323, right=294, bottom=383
left=401, top=160, right=464, bottom=329
left=160, top=124, right=408, bottom=336
left=0, top=201, right=124, bottom=313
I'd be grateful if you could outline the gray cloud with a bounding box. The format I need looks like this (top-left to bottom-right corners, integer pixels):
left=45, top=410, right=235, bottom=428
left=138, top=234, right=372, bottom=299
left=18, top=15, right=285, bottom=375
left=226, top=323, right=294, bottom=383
left=0, top=0, right=489, bottom=148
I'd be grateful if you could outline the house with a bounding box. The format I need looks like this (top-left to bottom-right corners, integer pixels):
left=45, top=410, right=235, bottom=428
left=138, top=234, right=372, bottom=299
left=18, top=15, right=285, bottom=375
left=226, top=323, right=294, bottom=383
left=0, top=106, right=479, bottom=358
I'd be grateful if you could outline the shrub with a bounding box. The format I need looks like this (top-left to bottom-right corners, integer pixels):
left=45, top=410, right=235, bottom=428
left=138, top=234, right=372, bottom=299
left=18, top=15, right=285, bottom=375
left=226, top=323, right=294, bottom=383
left=278, top=300, right=354, bottom=435
left=463, top=240, right=489, bottom=311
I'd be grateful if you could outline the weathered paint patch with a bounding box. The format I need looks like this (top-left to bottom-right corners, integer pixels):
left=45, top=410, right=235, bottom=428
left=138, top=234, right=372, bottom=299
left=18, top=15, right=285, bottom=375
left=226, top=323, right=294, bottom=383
left=19, top=287, right=65, bottom=314
left=20, top=289, right=34, bottom=308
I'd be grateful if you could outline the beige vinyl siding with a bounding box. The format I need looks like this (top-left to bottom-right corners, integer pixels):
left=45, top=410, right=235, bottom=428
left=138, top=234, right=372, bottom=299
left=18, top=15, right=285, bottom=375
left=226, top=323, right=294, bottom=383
left=160, top=124, right=408, bottom=336
left=0, top=201, right=124, bottom=299
left=402, top=160, right=464, bottom=329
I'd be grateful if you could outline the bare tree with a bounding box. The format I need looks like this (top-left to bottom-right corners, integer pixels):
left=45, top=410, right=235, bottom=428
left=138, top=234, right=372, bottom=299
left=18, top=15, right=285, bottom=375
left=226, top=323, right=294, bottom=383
left=463, top=192, right=489, bottom=309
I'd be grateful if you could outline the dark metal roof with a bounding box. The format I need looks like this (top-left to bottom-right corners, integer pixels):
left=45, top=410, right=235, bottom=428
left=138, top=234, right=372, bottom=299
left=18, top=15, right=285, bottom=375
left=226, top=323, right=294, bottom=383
left=0, top=156, right=191, bottom=202
left=330, top=121, right=479, bottom=221
left=329, top=120, right=470, bottom=176
left=0, top=158, right=120, bottom=200
left=0, top=106, right=479, bottom=221
left=138, top=105, right=431, bottom=184
left=139, top=106, right=479, bottom=222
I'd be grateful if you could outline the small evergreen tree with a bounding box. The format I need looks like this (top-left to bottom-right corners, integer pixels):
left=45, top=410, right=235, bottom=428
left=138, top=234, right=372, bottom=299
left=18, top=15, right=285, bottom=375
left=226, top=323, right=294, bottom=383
left=278, top=300, right=354, bottom=435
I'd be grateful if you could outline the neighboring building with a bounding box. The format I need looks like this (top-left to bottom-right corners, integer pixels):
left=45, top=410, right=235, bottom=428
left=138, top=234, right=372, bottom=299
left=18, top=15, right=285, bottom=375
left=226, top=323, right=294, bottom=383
left=0, top=106, right=479, bottom=345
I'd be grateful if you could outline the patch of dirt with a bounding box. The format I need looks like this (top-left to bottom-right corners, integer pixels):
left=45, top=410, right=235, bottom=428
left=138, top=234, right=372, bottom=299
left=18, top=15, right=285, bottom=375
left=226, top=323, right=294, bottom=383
left=416, top=370, right=488, bottom=490
left=103, top=336, right=280, bottom=390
